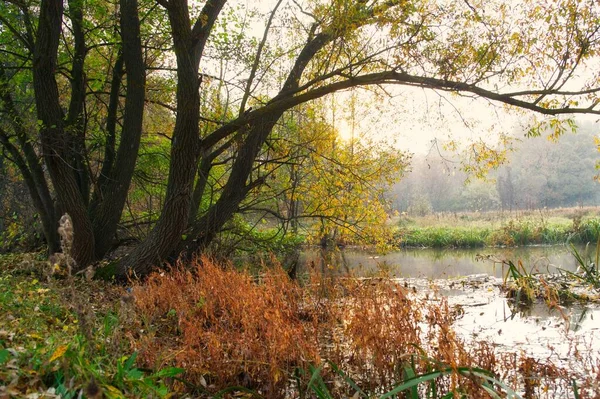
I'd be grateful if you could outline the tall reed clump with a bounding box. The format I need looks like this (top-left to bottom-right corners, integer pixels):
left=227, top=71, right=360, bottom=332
left=327, top=279, right=502, bottom=396
left=131, top=260, right=508, bottom=397
left=132, top=257, right=320, bottom=393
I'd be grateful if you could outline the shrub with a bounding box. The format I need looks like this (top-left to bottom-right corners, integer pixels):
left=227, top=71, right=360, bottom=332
left=133, top=258, right=319, bottom=392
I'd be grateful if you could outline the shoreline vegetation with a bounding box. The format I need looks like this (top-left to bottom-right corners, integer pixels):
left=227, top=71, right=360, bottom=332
left=1, top=253, right=599, bottom=398
left=392, top=207, right=600, bottom=249
left=1, top=208, right=600, bottom=398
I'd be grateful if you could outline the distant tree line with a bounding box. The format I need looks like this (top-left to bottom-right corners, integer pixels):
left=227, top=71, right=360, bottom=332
left=390, top=122, right=600, bottom=214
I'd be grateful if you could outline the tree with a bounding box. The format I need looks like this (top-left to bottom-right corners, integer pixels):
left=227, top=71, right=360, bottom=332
left=1, top=0, right=600, bottom=277
left=250, top=102, right=408, bottom=247
left=496, top=166, right=515, bottom=211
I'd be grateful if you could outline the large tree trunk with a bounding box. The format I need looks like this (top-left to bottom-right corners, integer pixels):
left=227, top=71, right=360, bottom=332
left=33, top=0, right=95, bottom=268
left=65, top=0, right=90, bottom=205
left=116, top=65, right=200, bottom=276
left=116, top=0, right=226, bottom=278
left=177, top=29, right=334, bottom=255
left=90, top=51, right=123, bottom=204
left=182, top=114, right=282, bottom=255
left=118, top=1, right=328, bottom=275
left=0, top=134, right=60, bottom=253
left=90, top=0, right=145, bottom=258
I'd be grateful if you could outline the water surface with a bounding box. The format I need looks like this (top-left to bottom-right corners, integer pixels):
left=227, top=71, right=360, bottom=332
left=301, top=245, right=600, bottom=388
left=301, top=245, right=593, bottom=278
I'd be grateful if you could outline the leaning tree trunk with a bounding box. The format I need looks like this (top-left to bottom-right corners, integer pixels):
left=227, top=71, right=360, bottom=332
left=90, top=0, right=146, bottom=258
left=65, top=0, right=90, bottom=205
left=180, top=113, right=282, bottom=257
left=33, top=0, right=95, bottom=268
left=116, top=63, right=200, bottom=277
left=0, top=66, right=60, bottom=253
left=115, top=0, right=226, bottom=278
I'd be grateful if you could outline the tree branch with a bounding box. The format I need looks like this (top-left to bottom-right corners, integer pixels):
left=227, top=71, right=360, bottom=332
left=190, top=0, right=227, bottom=66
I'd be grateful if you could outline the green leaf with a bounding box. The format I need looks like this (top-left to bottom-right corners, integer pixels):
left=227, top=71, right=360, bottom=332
left=328, top=361, right=366, bottom=398
left=123, top=352, right=138, bottom=371
left=403, top=365, right=419, bottom=399
left=379, top=370, right=448, bottom=399
left=155, top=367, right=185, bottom=378
left=126, top=368, right=144, bottom=380
left=0, top=349, right=11, bottom=364
left=306, top=364, right=332, bottom=399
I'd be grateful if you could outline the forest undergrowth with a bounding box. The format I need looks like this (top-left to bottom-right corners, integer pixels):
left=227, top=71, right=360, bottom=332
left=0, top=253, right=599, bottom=398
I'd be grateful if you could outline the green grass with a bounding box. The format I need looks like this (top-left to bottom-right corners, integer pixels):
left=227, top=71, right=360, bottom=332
left=0, top=254, right=181, bottom=398
left=298, top=361, right=524, bottom=399
left=398, top=227, right=490, bottom=248
left=394, top=211, right=600, bottom=248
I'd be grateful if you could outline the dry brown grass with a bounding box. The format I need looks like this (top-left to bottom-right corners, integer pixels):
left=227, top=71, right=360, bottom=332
left=130, top=257, right=600, bottom=398
left=132, top=257, right=318, bottom=393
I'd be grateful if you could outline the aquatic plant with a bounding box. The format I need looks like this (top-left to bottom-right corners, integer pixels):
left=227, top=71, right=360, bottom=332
left=560, top=242, right=600, bottom=291
left=502, top=260, right=540, bottom=304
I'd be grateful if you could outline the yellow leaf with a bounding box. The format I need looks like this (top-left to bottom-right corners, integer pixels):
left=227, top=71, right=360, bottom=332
left=104, top=384, right=125, bottom=399
left=49, top=345, right=68, bottom=362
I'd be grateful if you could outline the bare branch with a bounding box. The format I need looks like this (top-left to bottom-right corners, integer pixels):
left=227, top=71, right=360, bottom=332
left=239, top=0, right=284, bottom=116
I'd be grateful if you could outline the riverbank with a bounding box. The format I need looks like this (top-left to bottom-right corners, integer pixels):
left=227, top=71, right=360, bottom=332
left=393, top=207, right=600, bottom=248
left=2, top=252, right=599, bottom=398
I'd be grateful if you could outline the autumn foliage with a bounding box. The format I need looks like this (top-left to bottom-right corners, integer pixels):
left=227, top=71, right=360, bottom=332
left=132, top=258, right=320, bottom=392
left=131, top=257, right=565, bottom=397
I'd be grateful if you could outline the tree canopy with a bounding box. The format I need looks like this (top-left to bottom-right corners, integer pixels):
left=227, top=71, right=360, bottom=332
left=1, top=0, right=600, bottom=277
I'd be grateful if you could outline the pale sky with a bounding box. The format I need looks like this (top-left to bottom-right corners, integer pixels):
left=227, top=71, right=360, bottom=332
left=332, top=86, right=527, bottom=154
left=332, top=82, right=599, bottom=155
left=235, top=0, right=599, bottom=155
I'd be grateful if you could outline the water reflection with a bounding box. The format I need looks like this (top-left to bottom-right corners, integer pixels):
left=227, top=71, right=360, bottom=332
left=301, top=245, right=593, bottom=278
left=503, top=299, right=596, bottom=332
left=299, top=245, right=600, bottom=367
left=449, top=286, right=600, bottom=362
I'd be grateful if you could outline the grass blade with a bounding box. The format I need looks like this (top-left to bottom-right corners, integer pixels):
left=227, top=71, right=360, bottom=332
left=379, top=369, right=448, bottom=399
left=327, top=361, right=367, bottom=398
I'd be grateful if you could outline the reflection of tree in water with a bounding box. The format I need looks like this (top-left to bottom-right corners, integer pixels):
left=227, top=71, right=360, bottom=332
left=319, top=236, right=350, bottom=275
left=404, top=246, right=578, bottom=265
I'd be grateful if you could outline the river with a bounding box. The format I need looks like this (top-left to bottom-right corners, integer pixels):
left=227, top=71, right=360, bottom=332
left=300, top=244, right=600, bottom=393
left=300, top=244, right=591, bottom=278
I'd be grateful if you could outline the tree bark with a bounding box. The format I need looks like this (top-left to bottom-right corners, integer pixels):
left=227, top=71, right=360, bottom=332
left=0, top=132, right=59, bottom=253
left=93, top=51, right=123, bottom=198
left=90, top=0, right=146, bottom=258
left=65, top=0, right=90, bottom=204
left=178, top=25, right=334, bottom=254
left=33, top=0, right=95, bottom=268
left=187, top=114, right=281, bottom=252
left=0, top=66, right=59, bottom=253
left=116, top=0, right=226, bottom=278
